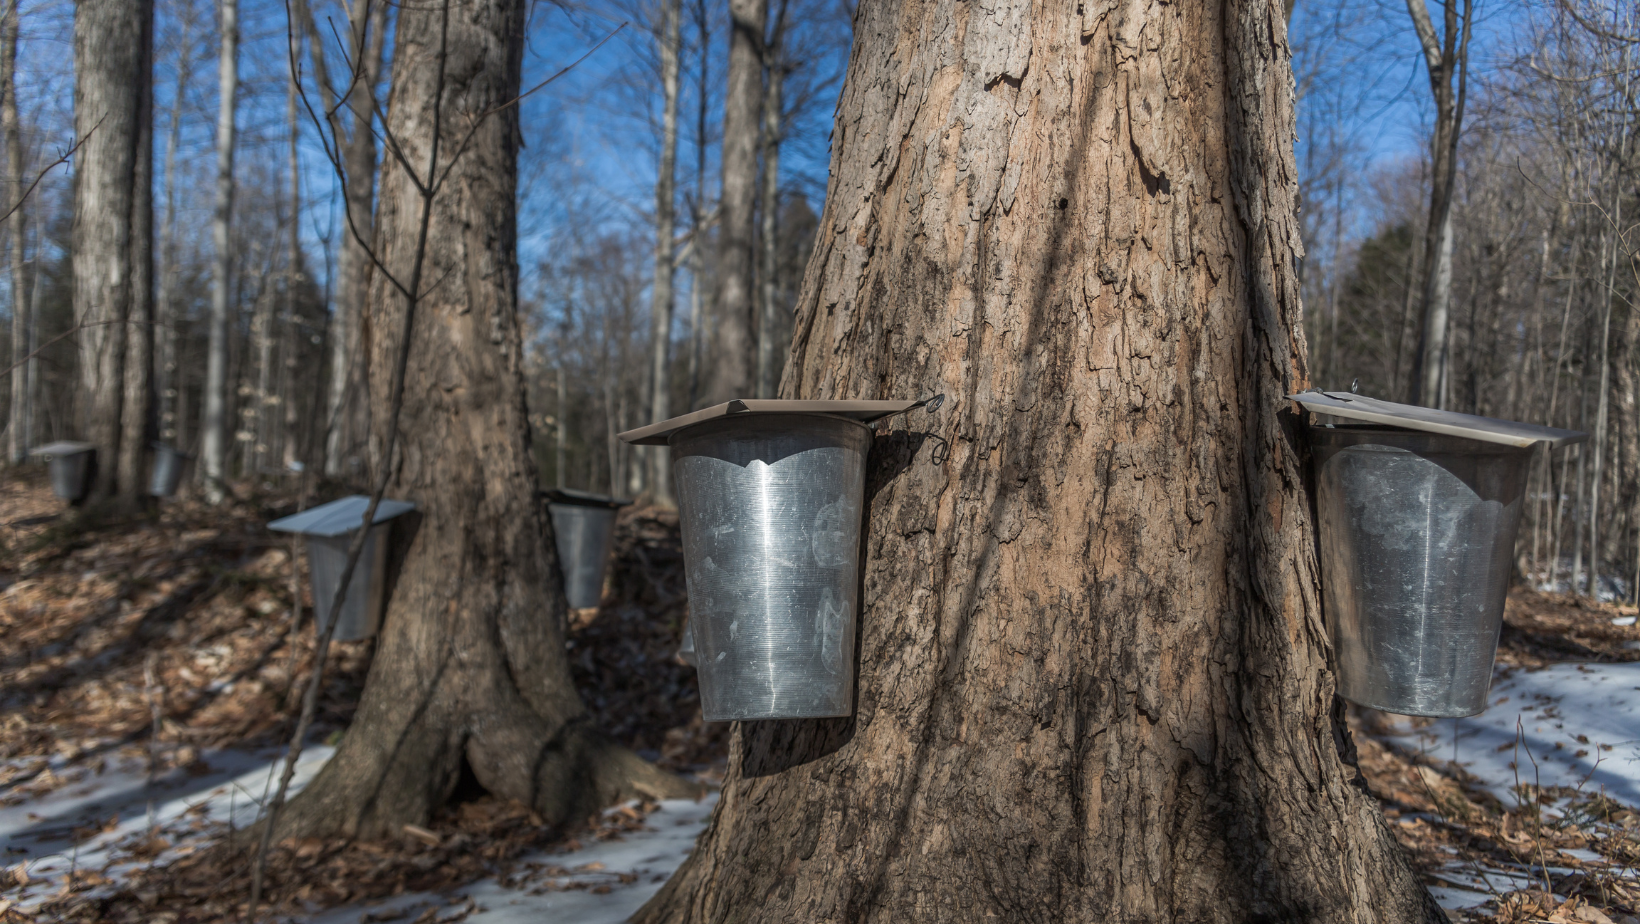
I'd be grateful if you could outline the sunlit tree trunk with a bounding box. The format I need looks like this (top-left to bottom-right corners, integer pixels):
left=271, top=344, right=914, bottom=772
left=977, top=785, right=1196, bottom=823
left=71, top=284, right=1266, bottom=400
left=702, top=0, right=764, bottom=405
left=635, top=1, right=1443, bottom=921
left=72, top=0, right=156, bottom=504
left=648, top=0, right=682, bottom=505
left=201, top=0, right=237, bottom=502
left=1406, top=0, right=1471, bottom=408
left=753, top=0, right=786, bottom=400
left=268, top=0, right=692, bottom=843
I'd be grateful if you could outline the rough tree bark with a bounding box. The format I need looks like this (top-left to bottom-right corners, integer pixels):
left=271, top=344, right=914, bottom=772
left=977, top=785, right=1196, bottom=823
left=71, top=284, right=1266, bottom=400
left=1405, top=0, right=1471, bottom=408
left=266, top=0, right=694, bottom=843
left=156, top=2, right=198, bottom=450
left=201, top=0, right=237, bottom=502
left=702, top=0, right=765, bottom=406
left=72, top=0, right=155, bottom=504
left=4, top=0, right=24, bottom=464
left=648, top=0, right=683, bottom=505
left=634, top=1, right=1442, bottom=921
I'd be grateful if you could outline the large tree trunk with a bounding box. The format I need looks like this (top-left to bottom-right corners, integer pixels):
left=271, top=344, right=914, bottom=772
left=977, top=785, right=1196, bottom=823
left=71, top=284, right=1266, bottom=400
left=634, top=1, right=1441, bottom=921
left=201, top=0, right=237, bottom=502
left=702, top=0, right=765, bottom=406
left=267, top=0, right=693, bottom=843
left=648, top=0, right=682, bottom=505
left=5, top=0, right=24, bottom=464
left=72, top=0, right=155, bottom=504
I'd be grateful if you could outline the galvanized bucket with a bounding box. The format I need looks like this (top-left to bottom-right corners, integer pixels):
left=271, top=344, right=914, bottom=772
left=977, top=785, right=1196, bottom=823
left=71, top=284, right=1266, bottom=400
left=32, top=442, right=94, bottom=502
left=1313, top=426, right=1532, bottom=717
left=149, top=443, right=190, bottom=497
left=306, top=527, right=390, bottom=642
left=671, top=413, right=870, bottom=721
left=268, top=496, right=416, bottom=643
left=543, top=489, right=630, bottom=609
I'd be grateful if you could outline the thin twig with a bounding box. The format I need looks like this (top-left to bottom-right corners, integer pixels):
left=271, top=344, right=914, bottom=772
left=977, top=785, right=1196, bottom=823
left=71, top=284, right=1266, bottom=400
left=0, top=116, right=102, bottom=228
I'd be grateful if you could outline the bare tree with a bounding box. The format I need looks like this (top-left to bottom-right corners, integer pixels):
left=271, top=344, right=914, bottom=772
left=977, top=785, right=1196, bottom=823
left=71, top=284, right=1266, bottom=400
left=73, top=0, right=156, bottom=505
left=754, top=0, right=788, bottom=399
left=201, top=0, right=237, bottom=502
left=701, top=0, right=764, bottom=405
left=250, top=0, right=691, bottom=867
left=1406, top=0, right=1474, bottom=407
left=647, top=0, right=683, bottom=504
left=4, top=0, right=23, bottom=463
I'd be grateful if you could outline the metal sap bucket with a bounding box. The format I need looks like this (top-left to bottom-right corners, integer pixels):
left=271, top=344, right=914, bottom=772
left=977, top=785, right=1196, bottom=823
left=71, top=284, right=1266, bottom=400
left=306, top=528, right=390, bottom=641
left=1294, top=392, right=1586, bottom=716
left=543, top=489, right=631, bottom=609
left=149, top=443, right=191, bottom=497
left=268, top=496, right=416, bottom=643
left=670, top=413, right=870, bottom=721
left=31, top=442, right=95, bottom=502
left=1314, top=427, right=1532, bottom=716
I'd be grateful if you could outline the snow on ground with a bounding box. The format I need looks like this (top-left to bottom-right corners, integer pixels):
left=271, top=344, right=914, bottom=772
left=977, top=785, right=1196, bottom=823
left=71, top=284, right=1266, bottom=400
left=0, top=743, right=334, bottom=912
left=1378, top=660, right=1640, bottom=914
left=299, top=795, right=717, bottom=924
left=0, top=741, right=716, bottom=922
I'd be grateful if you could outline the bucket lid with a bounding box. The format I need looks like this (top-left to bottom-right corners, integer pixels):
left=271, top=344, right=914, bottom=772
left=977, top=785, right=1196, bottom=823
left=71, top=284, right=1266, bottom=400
left=542, top=488, right=633, bottom=508
left=268, top=495, right=416, bottom=537
left=618, top=398, right=926, bottom=446
left=30, top=441, right=93, bottom=457
left=1288, top=391, right=1587, bottom=448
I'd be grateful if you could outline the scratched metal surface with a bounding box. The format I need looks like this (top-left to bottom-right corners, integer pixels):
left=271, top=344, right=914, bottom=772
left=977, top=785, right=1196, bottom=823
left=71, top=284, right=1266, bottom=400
left=671, top=414, right=870, bottom=722
left=1314, top=426, right=1531, bottom=717
left=548, top=503, right=620, bottom=609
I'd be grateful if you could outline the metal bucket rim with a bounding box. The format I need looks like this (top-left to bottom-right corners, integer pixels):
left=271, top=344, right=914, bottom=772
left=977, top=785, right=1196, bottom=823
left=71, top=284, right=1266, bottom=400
left=667, top=411, right=872, bottom=447
left=1310, top=424, right=1534, bottom=456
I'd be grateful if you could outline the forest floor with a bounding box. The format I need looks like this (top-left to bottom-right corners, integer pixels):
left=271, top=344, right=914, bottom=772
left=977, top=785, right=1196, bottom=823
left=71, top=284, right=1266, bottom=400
left=0, top=466, right=1638, bottom=922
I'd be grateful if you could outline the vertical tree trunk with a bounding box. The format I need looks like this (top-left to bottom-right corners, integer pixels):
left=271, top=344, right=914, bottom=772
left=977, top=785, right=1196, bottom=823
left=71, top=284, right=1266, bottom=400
left=648, top=0, right=682, bottom=505
left=202, top=0, right=237, bottom=501
left=156, top=6, right=194, bottom=450
left=72, top=0, right=156, bottom=504
left=753, top=0, right=786, bottom=400
left=281, top=42, right=302, bottom=472
left=269, top=0, right=692, bottom=843
left=686, top=0, right=709, bottom=412
left=4, top=0, right=24, bottom=464
left=634, top=1, right=1441, bottom=921
left=1406, top=0, right=1471, bottom=408
left=702, top=0, right=765, bottom=406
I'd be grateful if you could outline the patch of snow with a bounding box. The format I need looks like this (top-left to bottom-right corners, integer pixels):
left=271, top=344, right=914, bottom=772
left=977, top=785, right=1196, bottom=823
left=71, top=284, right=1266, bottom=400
left=0, top=743, right=334, bottom=911
left=299, top=794, right=718, bottom=924
left=1381, top=662, right=1640, bottom=809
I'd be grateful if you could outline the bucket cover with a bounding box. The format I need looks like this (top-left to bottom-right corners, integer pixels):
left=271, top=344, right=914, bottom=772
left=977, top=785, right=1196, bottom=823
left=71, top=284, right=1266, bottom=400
left=1289, top=392, right=1586, bottom=449
left=618, top=398, right=930, bottom=446
left=30, top=441, right=94, bottom=458
left=542, top=488, right=633, bottom=508
left=268, top=495, right=416, bottom=538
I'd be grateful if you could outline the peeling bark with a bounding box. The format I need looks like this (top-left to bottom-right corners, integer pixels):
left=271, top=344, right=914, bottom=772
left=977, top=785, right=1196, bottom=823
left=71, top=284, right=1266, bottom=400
left=634, top=1, right=1440, bottom=921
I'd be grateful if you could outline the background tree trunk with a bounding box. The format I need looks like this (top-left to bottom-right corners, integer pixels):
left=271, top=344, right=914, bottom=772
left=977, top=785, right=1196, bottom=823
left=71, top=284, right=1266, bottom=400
left=648, top=0, right=682, bottom=505
left=754, top=0, right=787, bottom=400
left=4, top=0, right=24, bottom=464
left=702, top=0, right=764, bottom=406
left=267, top=0, right=692, bottom=843
left=634, top=1, right=1442, bottom=921
left=201, top=0, right=237, bottom=502
left=156, top=3, right=197, bottom=452
left=1406, top=0, right=1471, bottom=408
left=72, top=0, right=155, bottom=504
